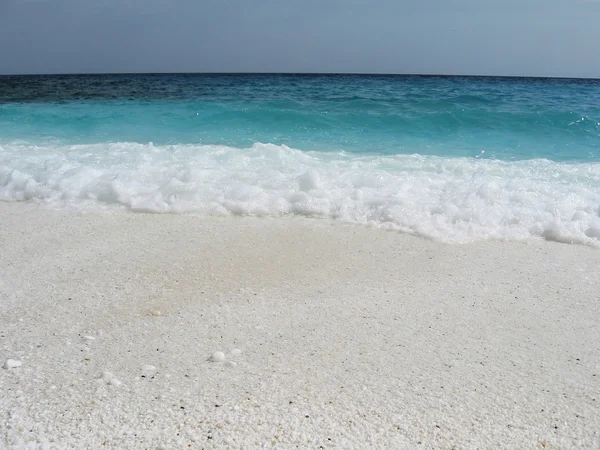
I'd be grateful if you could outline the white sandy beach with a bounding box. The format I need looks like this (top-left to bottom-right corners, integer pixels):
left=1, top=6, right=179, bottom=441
left=1, top=202, right=599, bottom=449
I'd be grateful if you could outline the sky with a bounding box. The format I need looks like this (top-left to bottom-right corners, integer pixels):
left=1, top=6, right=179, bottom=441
left=1, top=0, right=599, bottom=77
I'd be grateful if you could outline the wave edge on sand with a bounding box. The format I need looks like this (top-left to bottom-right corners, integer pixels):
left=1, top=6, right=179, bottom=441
left=2, top=141, right=600, bottom=246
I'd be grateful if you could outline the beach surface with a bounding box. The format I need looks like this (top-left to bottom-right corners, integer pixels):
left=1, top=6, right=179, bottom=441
left=1, top=202, right=599, bottom=449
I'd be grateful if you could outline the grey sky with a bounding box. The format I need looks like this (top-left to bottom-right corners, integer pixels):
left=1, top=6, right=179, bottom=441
left=1, top=0, right=599, bottom=77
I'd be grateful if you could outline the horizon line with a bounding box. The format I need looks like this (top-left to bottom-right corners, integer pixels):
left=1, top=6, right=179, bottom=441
left=0, top=71, right=599, bottom=81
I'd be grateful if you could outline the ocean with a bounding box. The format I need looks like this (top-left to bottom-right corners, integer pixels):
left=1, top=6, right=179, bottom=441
left=1, top=74, right=599, bottom=244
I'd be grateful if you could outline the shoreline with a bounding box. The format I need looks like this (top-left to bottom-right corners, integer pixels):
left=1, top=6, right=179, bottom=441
left=1, top=202, right=599, bottom=448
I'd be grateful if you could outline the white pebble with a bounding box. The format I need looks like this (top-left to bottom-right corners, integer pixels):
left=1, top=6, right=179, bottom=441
left=84, top=336, right=95, bottom=341
left=209, top=351, right=225, bottom=362
left=3, top=359, right=22, bottom=369
left=150, top=310, right=162, bottom=317
left=185, top=430, right=198, bottom=442
left=141, top=364, right=156, bottom=372
left=101, top=371, right=114, bottom=382
left=231, top=348, right=242, bottom=356
left=109, top=378, right=122, bottom=387
left=224, top=361, right=237, bottom=367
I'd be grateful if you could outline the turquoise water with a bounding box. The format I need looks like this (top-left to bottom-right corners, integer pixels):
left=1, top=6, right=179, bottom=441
left=1, top=74, right=599, bottom=244
left=1, top=74, right=599, bottom=161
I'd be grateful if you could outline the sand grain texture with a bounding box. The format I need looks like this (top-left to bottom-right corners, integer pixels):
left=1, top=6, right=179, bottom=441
left=1, top=203, right=599, bottom=449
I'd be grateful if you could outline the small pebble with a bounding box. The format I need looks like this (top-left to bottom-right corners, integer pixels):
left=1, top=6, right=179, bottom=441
left=150, top=310, right=162, bottom=317
left=209, top=351, right=225, bottom=362
left=109, top=378, right=122, bottom=387
left=84, top=336, right=95, bottom=341
left=224, top=361, right=237, bottom=367
left=141, top=364, right=156, bottom=372
left=3, top=359, right=22, bottom=369
left=101, top=371, right=114, bottom=382
left=231, top=348, right=242, bottom=356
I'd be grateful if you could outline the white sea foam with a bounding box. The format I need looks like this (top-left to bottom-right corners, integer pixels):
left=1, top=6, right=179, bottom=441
left=1, top=141, right=599, bottom=245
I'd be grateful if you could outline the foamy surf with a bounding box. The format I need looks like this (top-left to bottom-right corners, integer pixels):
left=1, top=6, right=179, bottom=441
left=1, top=141, right=599, bottom=245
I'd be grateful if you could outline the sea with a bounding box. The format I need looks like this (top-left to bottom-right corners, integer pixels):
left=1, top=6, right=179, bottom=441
left=1, top=74, right=599, bottom=245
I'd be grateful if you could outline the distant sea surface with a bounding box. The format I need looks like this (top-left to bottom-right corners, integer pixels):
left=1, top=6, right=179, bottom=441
left=1, top=74, right=599, bottom=244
